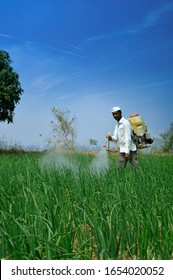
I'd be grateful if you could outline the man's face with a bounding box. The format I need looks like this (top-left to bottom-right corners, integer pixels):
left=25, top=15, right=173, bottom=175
left=112, top=110, right=122, bottom=121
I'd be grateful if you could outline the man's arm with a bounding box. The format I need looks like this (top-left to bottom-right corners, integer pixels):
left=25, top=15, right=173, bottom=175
left=124, top=121, right=132, bottom=159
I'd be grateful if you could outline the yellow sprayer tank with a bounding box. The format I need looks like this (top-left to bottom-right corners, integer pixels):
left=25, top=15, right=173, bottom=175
left=128, top=114, right=147, bottom=136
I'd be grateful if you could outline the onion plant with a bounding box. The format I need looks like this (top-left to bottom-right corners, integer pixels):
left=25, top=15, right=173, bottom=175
left=0, top=153, right=173, bottom=259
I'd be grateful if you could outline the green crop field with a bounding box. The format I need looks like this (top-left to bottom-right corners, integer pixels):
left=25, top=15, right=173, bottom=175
left=0, top=152, right=173, bottom=260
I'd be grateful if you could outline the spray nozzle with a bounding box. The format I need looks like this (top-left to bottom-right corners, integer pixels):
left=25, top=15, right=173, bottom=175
left=103, top=131, right=111, bottom=148
left=106, top=131, right=111, bottom=142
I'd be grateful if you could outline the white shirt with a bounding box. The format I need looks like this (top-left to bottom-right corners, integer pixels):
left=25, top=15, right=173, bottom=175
left=112, top=117, right=137, bottom=153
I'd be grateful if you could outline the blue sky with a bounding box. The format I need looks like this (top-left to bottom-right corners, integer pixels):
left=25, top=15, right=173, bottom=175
left=0, top=0, right=173, bottom=148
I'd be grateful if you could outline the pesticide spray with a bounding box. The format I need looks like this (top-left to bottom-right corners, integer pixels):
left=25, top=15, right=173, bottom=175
left=41, top=145, right=110, bottom=176
left=40, top=151, right=79, bottom=174
left=89, top=132, right=111, bottom=174
left=40, top=132, right=112, bottom=175
left=89, top=148, right=109, bottom=173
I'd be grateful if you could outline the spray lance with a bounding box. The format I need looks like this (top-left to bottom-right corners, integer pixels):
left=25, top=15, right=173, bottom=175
left=103, top=131, right=111, bottom=149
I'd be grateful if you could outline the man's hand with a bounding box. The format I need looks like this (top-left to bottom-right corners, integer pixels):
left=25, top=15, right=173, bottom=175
left=125, top=153, right=130, bottom=161
left=106, top=135, right=112, bottom=141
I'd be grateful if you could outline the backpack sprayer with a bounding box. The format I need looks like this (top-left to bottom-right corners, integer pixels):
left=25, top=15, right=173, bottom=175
left=128, top=113, right=153, bottom=149
left=103, top=114, right=153, bottom=150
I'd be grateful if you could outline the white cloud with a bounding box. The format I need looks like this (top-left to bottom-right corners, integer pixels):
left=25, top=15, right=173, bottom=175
left=0, top=33, right=87, bottom=59
left=128, top=2, right=173, bottom=33
left=85, top=2, right=173, bottom=42
left=32, top=75, right=64, bottom=91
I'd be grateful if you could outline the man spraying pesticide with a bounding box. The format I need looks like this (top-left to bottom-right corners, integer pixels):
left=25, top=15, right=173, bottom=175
left=105, top=106, right=138, bottom=169
left=103, top=106, right=153, bottom=169
left=104, top=106, right=153, bottom=170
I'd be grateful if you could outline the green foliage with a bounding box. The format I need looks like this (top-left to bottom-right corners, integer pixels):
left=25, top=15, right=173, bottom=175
left=160, top=122, right=173, bottom=153
left=0, top=50, right=23, bottom=123
left=0, top=153, right=173, bottom=260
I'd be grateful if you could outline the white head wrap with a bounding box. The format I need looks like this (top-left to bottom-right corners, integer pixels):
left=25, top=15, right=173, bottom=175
left=111, top=106, right=121, bottom=113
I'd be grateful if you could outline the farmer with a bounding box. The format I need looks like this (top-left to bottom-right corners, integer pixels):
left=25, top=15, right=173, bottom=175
left=106, top=106, right=139, bottom=169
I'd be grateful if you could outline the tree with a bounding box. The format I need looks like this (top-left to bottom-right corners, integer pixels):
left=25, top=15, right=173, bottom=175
left=160, top=122, right=173, bottom=153
left=44, top=107, right=77, bottom=151
left=89, top=138, right=98, bottom=146
left=0, top=50, right=23, bottom=123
